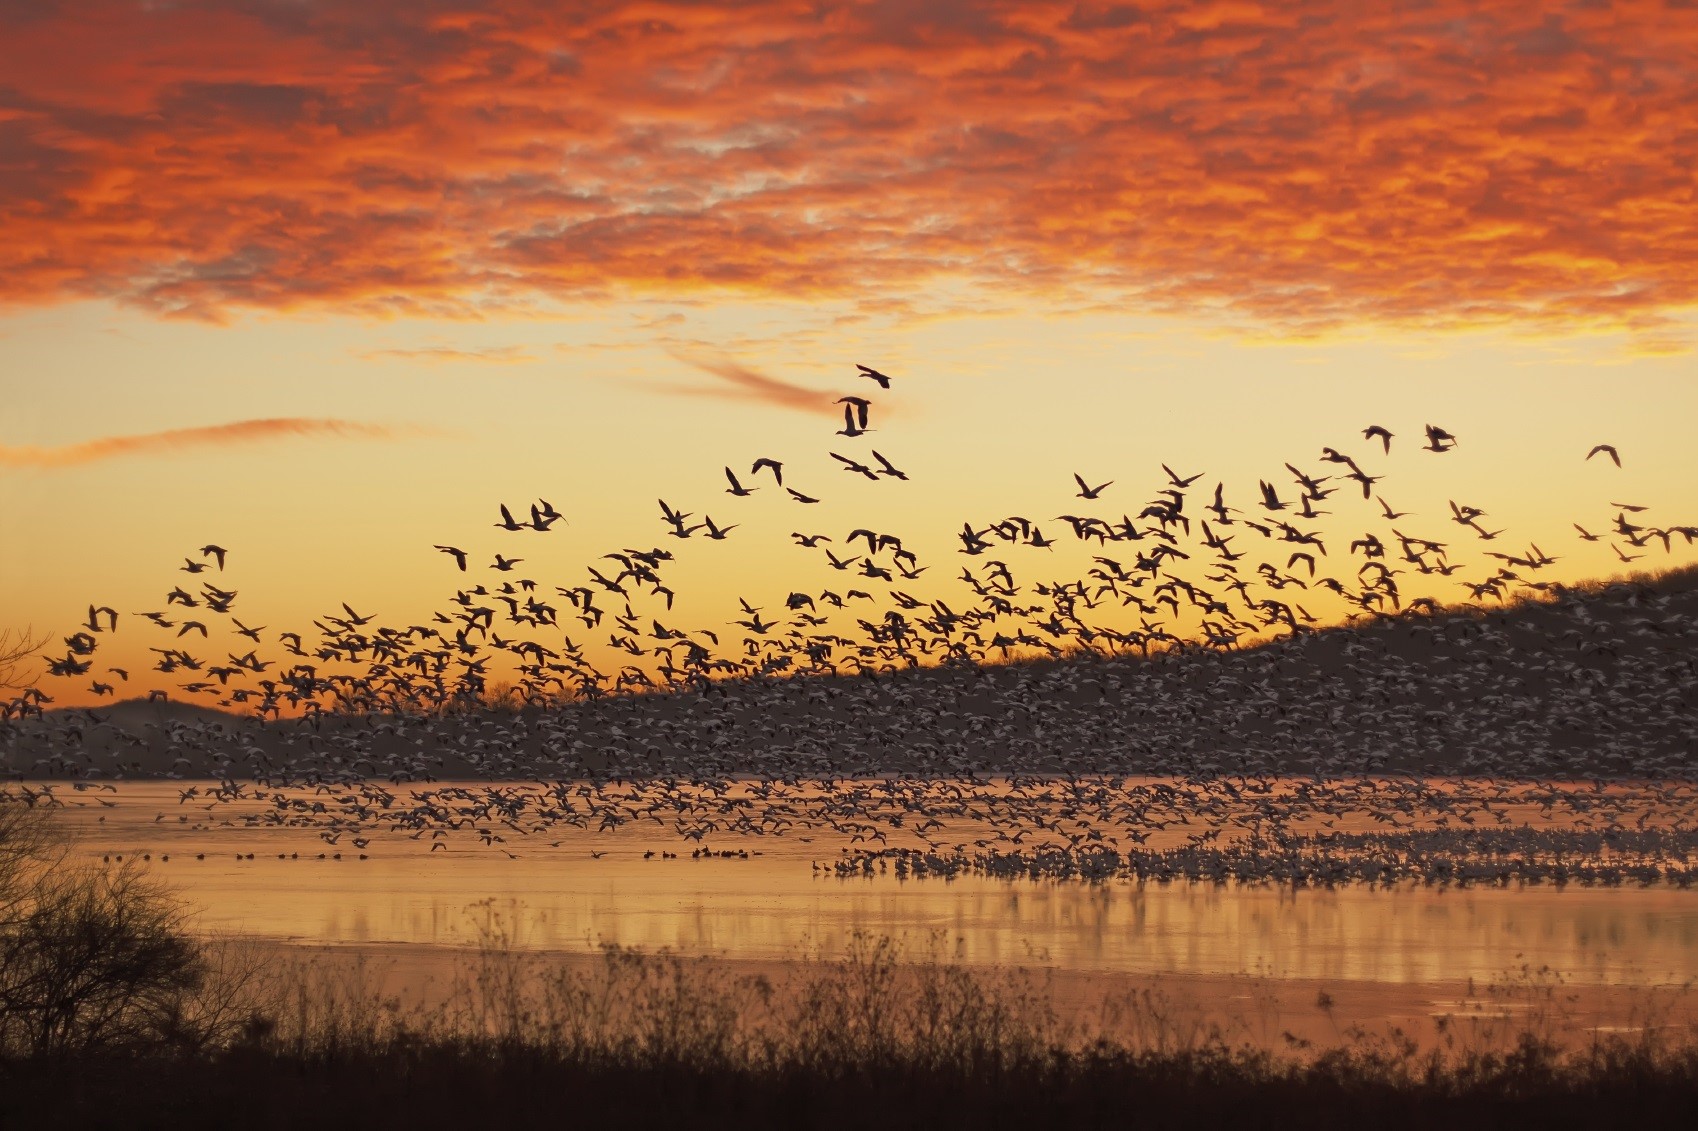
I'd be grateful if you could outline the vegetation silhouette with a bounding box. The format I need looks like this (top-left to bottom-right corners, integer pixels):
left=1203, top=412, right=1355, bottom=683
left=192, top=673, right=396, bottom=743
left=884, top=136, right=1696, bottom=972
left=0, top=801, right=257, bottom=1059
left=1, top=892, right=1696, bottom=1128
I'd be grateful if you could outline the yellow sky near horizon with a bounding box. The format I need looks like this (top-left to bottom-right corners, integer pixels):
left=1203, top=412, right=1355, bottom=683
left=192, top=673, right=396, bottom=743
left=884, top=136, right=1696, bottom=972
left=5, top=292, right=1696, bottom=709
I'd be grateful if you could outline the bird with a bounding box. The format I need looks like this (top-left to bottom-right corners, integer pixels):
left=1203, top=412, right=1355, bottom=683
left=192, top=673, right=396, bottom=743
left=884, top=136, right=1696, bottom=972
left=856, top=363, right=893, bottom=388
left=1423, top=424, right=1457, bottom=452
left=1586, top=444, right=1621, bottom=467
left=752, top=458, right=784, bottom=486
left=1073, top=473, right=1112, bottom=500
left=836, top=396, right=872, bottom=430
left=787, top=488, right=822, bottom=504
left=831, top=453, right=880, bottom=481
left=435, top=545, right=469, bottom=571
left=495, top=504, right=529, bottom=531
left=724, top=467, right=757, bottom=496
left=836, top=403, right=871, bottom=437
left=199, top=545, right=229, bottom=570
left=530, top=499, right=566, bottom=530
left=872, top=451, right=908, bottom=481
left=1362, top=426, right=1393, bottom=454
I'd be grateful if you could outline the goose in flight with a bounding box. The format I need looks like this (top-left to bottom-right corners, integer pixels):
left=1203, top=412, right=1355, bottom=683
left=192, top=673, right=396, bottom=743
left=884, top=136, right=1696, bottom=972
left=1073, top=473, right=1112, bottom=500
left=339, top=603, right=375, bottom=626
left=434, top=545, right=469, bottom=571
left=1362, top=425, right=1393, bottom=454
left=724, top=467, right=757, bottom=496
left=1586, top=444, right=1621, bottom=467
left=1423, top=424, right=1457, bottom=452
left=495, top=504, right=529, bottom=531
left=836, top=396, right=871, bottom=430
left=1162, top=464, right=1203, bottom=489
left=530, top=499, right=566, bottom=530
left=856, top=363, right=893, bottom=388
left=751, top=457, right=784, bottom=486
left=837, top=404, right=872, bottom=437
left=658, top=499, right=703, bottom=538
left=831, top=452, right=880, bottom=481
left=787, top=487, right=821, bottom=504
left=872, top=451, right=908, bottom=480
left=199, top=544, right=228, bottom=570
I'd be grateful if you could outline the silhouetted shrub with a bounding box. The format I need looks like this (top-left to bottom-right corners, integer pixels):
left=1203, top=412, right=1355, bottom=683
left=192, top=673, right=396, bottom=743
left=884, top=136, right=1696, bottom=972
left=0, top=799, right=252, bottom=1058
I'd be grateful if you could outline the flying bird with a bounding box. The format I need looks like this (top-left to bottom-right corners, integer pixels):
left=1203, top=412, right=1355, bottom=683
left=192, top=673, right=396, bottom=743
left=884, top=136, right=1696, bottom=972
left=434, top=545, right=469, bottom=571
left=837, top=404, right=872, bottom=438
left=1073, top=473, right=1112, bottom=500
left=872, top=451, right=908, bottom=481
left=1423, top=424, right=1457, bottom=452
left=751, top=458, right=784, bottom=486
left=836, top=396, right=871, bottom=429
left=530, top=499, right=566, bottom=530
left=1586, top=444, right=1621, bottom=467
left=831, top=452, right=880, bottom=481
left=856, top=364, right=893, bottom=388
left=1362, top=426, right=1393, bottom=454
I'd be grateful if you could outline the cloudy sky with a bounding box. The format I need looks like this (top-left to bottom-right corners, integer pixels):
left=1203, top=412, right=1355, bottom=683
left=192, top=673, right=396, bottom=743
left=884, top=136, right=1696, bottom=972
left=3, top=1, right=1696, bottom=704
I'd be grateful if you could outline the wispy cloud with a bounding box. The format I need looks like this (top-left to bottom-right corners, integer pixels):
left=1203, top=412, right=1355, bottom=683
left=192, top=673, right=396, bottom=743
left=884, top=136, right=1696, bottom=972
left=663, top=350, right=833, bottom=414
left=2, top=2, right=1696, bottom=332
left=0, top=418, right=420, bottom=469
left=356, top=345, right=536, bottom=364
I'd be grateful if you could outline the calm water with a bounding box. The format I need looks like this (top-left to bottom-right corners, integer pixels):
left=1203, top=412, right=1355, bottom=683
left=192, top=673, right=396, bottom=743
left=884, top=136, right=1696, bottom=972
left=37, top=780, right=1698, bottom=989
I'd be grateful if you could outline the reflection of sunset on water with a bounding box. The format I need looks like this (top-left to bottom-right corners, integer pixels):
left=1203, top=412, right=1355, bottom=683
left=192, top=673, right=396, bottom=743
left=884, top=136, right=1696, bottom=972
left=40, top=780, right=1698, bottom=988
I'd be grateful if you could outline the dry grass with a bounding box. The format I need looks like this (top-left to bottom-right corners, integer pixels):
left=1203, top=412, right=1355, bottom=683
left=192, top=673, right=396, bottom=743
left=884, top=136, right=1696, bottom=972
left=5, top=906, right=1696, bottom=1128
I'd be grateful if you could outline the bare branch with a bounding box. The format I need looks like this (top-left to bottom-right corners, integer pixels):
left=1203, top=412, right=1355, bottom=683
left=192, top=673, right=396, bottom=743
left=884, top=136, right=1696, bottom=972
left=0, top=626, right=48, bottom=692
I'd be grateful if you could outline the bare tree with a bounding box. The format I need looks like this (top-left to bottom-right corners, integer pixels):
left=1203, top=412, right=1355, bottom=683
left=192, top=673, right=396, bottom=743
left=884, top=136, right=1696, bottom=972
left=0, top=626, right=47, bottom=693
left=0, top=797, right=262, bottom=1058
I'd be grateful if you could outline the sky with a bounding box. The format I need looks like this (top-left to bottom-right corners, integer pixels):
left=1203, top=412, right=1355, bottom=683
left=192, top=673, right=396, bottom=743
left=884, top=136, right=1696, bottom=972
left=3, top=0, right=1697, bottom=708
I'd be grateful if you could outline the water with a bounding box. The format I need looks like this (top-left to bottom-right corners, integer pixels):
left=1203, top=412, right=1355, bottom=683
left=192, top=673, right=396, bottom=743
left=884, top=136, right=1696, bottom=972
left=38, top=780, right=1698, bottom=988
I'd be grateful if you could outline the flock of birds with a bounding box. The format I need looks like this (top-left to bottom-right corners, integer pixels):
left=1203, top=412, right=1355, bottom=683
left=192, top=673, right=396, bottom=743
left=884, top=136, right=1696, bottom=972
left=3, top=361, right=1697, bottom=886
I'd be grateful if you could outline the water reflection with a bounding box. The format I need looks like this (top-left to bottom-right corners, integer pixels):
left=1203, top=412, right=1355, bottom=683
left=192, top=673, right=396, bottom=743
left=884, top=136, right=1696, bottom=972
left=42, top=781, right=1698, bottom=988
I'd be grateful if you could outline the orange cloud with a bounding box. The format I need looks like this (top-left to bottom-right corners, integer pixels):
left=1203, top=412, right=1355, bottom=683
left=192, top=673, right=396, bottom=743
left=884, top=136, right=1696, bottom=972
left=663, top=351, right=833, bottom=414
left=357, top=345, right=535, bottom=364
left=0, top=418, right=418, bottom=469
left=1, top=2, right=1696, bottom=332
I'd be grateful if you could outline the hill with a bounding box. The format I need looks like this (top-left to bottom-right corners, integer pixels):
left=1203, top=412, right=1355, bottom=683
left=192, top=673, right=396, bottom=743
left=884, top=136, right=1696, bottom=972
left=4, top=566, right=1696, bottom=782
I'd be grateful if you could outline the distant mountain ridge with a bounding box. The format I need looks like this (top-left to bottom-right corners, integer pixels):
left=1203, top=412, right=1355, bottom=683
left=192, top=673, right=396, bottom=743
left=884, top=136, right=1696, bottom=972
left=5, top=565, right=1695, bottom=782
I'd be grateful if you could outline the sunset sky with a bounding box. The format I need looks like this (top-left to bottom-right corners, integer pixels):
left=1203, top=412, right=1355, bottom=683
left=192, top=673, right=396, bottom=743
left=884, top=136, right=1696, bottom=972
left=4, top=0, right=1697, bottom=706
